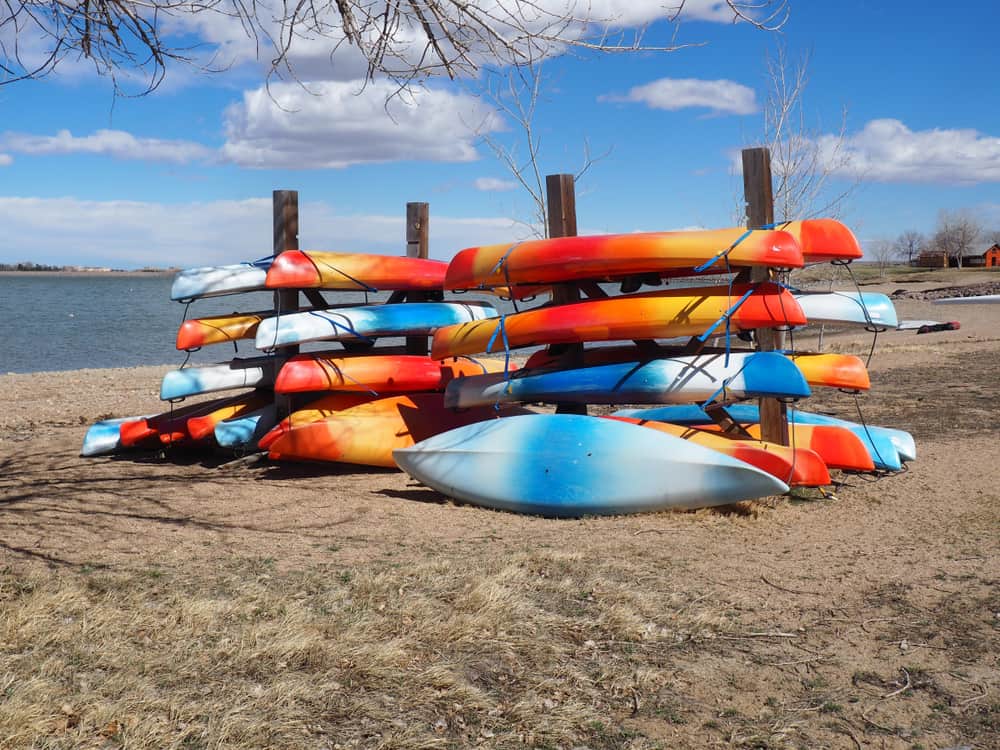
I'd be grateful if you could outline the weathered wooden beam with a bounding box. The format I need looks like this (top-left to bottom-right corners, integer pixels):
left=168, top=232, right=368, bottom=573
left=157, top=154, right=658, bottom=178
left=272, top=190, right=300, bottom=421
left=545, top=174, right=587, bottom=415
left=405, top=202, right=431, bottom=355
left=742, top=147, right=789, bottom=446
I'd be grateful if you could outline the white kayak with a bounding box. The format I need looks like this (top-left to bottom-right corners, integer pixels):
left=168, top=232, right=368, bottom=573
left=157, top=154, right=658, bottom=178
left=160, top=357, right=277, bottom=400
left=932, top=294, right=1000, bottom=304
left=794, top=291, right=898, bottom=329
left=171, top=260, right=271, bottom=301
left=393, top=414, right=789, bottom=517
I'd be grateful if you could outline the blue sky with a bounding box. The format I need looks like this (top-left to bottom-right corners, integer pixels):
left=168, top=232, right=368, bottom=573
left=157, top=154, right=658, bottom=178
left=2, top=0, right=998, bottom=268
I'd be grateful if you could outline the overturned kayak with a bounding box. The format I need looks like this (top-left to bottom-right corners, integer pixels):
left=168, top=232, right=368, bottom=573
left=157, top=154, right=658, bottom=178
left=393, top=414, right=789, bottom=517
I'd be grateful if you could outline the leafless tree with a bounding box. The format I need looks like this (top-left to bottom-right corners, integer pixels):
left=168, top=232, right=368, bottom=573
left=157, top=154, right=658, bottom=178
left=749, top=45, right=858, bottom=221
left=932, top=210, right=983, bottom=269
left=2, top=1, right=789, bottom=93
left=893, top=229, right=925, bottom=265
left=868, top=237, right=895, bottom=278
left=478, top=59, right=607, bottom=237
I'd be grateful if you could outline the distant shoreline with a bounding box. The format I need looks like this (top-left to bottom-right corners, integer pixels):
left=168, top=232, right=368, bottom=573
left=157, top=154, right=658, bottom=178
left=0, top=269, right=176, bottom=279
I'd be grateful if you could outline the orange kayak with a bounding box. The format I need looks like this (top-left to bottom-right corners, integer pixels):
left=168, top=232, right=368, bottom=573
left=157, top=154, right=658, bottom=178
left=118, top=393, right=264, bottom=447
left=777, top=219, right=863, bottom=263
left=697, top=422, right=875, bottom=472
left=444, top=227, right=804, bottom=289
left=431, top=283, right=806, bottom=359
left=265, top=250, right=448, bottom=291
left=176, top=311, right=268, bottom=350
left=609, top=416, right=831, bottom=487
left=257, top=392, right=381, bottom=450
left=273, top=354, right=513, bottom=394
left=264, top=393, right=529, bottom=468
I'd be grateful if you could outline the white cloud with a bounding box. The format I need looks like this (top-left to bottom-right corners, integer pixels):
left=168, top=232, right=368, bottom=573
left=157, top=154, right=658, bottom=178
left=221, top=80, right=503, bottom=168
left=0, top=154, right=12, bottom=166
left=600, top=77, right=758, bottom=116
left=0, top=129, right=213, bottom=164
left=819, top=119, right=1000, bottom=184
left=0, top=196, right=527, bottom=267
left=474, top=177, right=518, bottom=191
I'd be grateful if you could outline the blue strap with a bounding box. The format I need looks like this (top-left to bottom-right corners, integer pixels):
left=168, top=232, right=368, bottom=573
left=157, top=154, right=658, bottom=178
left=696, top=287, right=756, bottom=343
left=485, top=316, right=512, bottom=410
left=693, top=228, right=753, bottom=273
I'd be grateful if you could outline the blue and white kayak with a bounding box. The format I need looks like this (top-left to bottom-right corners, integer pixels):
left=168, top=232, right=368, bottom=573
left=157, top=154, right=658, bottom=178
left=794, top=291, right=898, bottom=329
left=443, top=351, right=811, bottom=409
left=81, top=415, right=154, bottom=457
left=255, top=301, right=498, bottom=350
left=171, top=259, right=271, bottom=301
left=160, top=356, right=277, bottom=400
left=613, top=404, right=910, bottom=469
left=214, top=405, right=278, bottom=448
left=393, top=414, right=789, bottom=517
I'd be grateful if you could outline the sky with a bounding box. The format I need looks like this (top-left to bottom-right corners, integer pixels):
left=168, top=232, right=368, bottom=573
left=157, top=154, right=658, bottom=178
left=2, top=0, right=999, bottom=268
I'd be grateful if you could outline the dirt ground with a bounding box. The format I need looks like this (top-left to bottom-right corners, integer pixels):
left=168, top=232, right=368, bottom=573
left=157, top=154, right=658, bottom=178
left=1, top=272, right=997, bottom=749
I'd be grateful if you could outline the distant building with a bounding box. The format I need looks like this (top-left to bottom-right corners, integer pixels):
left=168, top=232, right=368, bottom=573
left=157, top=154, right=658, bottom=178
left=915, top=244, right=1000, bottom=268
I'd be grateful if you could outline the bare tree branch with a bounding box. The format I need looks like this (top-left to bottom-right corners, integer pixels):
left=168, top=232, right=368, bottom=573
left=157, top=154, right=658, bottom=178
left=2, top=1, right=790, bottom=94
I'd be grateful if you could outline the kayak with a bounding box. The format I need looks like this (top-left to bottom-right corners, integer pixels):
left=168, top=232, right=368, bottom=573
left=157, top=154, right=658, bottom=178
left=524, top=346, right=870, bottom=391
left=431, top=283, right=807, bottom=359
left=607, top=416, right=831, bottom=487
left=171, top=260, right=271, bottom=301
left=442, top=351, right=811, bottom=408
left=393, top=414, right=790, bottom=517
left=265, top=250, right=448, bottom=291
left=613, top=404, right=906, bottom=470
left=160, top=356, right=277, bottom=400
left=273, top=353, right=512, bottom=394
left=264, top=393, right=530, bottom=468
left=255, top=301, right=498, bottom=350
left=794, top=291, right=898, bottom=329
left=444, top=227, right=804, bottom=289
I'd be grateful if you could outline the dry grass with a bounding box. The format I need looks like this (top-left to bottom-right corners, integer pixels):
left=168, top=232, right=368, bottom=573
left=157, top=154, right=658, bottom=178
left=2, top=282, right=999, bottom=750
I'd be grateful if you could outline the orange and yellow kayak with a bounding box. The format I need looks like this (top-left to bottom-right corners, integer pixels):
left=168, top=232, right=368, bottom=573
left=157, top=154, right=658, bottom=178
left=609, top=416, right=831, bottom=487
left=273, top=353, right=513, bottom=394
left=444, top=227, right=804, bottom=289
left=257, top=392, right=381, bottom=450
left=176, top=311, right=269, bottom=350
left=697, top=422, right=875, bottom=472
left=264, top=393, right=529, bottom=468
left=265, top=250, right=448, bottom=291
left=430, top=283, right=806, bottom=359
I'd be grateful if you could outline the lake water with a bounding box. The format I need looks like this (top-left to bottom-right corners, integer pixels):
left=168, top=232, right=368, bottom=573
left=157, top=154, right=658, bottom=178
left=0, top=272, right=719, bottom=374
left=0, top=273, right=521, bottom=374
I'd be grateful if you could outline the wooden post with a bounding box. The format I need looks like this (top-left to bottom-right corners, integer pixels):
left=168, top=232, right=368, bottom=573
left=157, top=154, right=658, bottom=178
left=546, top=174, right=580, bottom=306
left=273, top=190, right=299, bottom=419
left=742, top=148, right=789, bottom=446
left=405, top=202, right=431, bottom=355
left=273, top=190, right=300, bottom=315
left=545, top=174, right=587, bottom=415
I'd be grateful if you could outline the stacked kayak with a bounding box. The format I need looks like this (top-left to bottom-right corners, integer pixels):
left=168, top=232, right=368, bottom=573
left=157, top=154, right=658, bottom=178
left=395, top=218, right=912, bottom=515
left=84, top=216, right=914, bottom=518
left=84, top=249, right=513, bottom=457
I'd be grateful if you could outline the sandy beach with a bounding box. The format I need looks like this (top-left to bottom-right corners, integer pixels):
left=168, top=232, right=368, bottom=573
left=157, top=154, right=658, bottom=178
left=1, top=272, right=997, bottom=749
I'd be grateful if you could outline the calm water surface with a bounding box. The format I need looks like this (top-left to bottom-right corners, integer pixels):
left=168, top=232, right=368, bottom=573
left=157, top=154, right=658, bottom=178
left=0, top=273, right=517, bottom=373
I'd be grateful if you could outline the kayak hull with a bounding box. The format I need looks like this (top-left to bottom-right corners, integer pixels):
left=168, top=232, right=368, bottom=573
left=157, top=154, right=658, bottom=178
left=443, top=351, right=811, bottom=408
left=255, top=301, right=498, bottom=350
left=265, top=250, right=448, bottom=291
left=266, top=393, right=529, bottom=468
left=393, top=414, right=789, bottom=517
left=431, top=283, right=807, bottom=359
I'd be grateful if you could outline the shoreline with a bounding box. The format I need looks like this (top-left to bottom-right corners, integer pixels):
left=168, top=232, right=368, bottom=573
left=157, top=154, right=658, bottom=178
left=0, top=269, right=176, bottom=278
